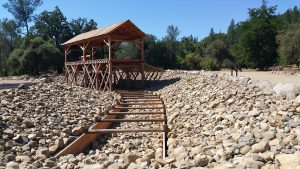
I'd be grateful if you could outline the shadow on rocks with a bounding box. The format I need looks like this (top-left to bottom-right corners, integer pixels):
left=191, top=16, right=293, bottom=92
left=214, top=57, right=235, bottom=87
left=145, top=77, right=181, bottom=91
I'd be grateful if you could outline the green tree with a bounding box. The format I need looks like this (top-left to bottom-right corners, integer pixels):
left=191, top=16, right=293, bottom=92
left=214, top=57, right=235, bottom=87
left=227, top=19, right=236, bottom=46
left=181, top=53, right=201, bottom=70
left=165, top=25, right=180, bottom=41
left=7, top=36, right=60, bottom=75
left=205, top=39, right=233, bottom=67
left=3, top=0, right=43, bottom=35
left=0, top=19, right=20, bottom=75
left=34, top=6, right=72, bottom=50
left=234, top=1, right=278, bottom=69
left=163, top=25, right=181, bottom=68
left=69, top=18, right=98, bottom=36
left=115, top=42, right=139, bottom=59
left=277, top=24, right=300, bottom=67
left=179, top=35, right=197, bottom=57
left=209, top=28, right=215, bottom=40
left=201, top=56, right=218, bottom=70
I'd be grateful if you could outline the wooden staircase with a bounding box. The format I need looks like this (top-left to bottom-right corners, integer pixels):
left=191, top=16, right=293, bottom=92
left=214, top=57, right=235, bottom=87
left=54, top=91, right=169, bottom=159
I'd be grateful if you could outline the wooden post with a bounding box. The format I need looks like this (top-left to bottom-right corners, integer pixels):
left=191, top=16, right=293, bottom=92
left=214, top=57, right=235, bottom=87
left=80, top=42, right=90, bottom=62
left=108, top=37, right=112, bottom=91
left=140, top=38, right=145, bottom=87
left=141, top=38, right=144, bottom=62
left=162, top=99, right=168, bottom=159
left=64, top=46, right=71, bottom=84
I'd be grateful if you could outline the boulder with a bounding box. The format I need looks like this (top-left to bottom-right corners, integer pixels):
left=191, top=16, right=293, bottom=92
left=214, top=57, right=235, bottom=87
left=6, top=161, right=19, bottom=169
left=275, top=151, right=300, bottom=169
left=251, top=141, right=270, bottom=153
left=123, top=153, right=140, bottom=164
left=273, top=83, right=300, bottom=99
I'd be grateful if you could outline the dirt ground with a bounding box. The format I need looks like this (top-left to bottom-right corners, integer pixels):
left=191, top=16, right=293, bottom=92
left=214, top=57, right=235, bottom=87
left=221, top=70, right=300, bottom=86
left=0, top=80, right=34, bottom=90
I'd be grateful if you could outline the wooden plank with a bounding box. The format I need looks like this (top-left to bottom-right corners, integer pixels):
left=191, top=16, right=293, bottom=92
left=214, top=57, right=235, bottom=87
left=98, top=119, right=164, bottom=122
left=53, top=109, right=121, bottom=158
left=108, top=111, right=164, bottom=115
left=119, top=102, right=163, bottom=105
left=122, top=96, right=159, bottom=99
left=88, top=128, right=164, bottom=133
left=115, top=106, right=164, bottom=109
left=121, top=99, right=162, bottom=102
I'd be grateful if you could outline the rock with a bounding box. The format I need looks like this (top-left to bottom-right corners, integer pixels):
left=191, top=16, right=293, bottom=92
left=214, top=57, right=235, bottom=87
left=174, top=160, right=195, bottom=168
left=15, top=155, right=31, bottom=162
left=283, top=135, right=295, bottom=145
left=144, top=149, right=155, bottom=160
left=1, top=99, right=9, bottom=105
left=251, top=141, right=270, bottom=153
left=273, top=83, right=300, bottom=99
left=258, top=151, right=275, bottom=162
left=263, top=131, right=275, bottom=140
left=44, top=159, right=56, bottom=167
left=18, top=83, right=29, bottom=89
left=173, top=146, right=188, bottom=160
left=257, top=80, right=273, bottom=93
left=6, top=161, right=19, bottom=169
left=4, top=154, right=15, bottom=162
left=49, top=144, right=59, bottom=154
left=194, top=155, right=209, bottom=167
left=22, top=118, right=34, bottom=128
left=275, top=151, right=300, bottom=168
left=82, top=164, right=105, bottom=169
left=248, top=108, right=260, bottom=117
left=295, top=95, right=300, bottom=103
left=235, top=157, right=265, bottom=168
left=55, top=137, right=64, bottom=149
left=37, top=148, right=49, bottom=157
left=240, top=145, right=251, bottom=154
left=3, top=128, right=14, bottom=137
left=123, top=154, right=140, bottom=164
left=33, top=154, right=47, bottom=161
left=13, top=134, right=29, bottom=144
left=72, top=126, right=83, bottom=136
left=155, top=158, right=176, bottom=166
left=40, top=77, right=52, bottom=83
left=107, top=163, right=124, bottom=169
left=28, top=133, right=37, bottom=140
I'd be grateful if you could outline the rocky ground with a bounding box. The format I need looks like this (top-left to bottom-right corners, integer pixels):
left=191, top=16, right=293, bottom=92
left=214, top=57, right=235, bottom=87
left=1, top=70, right=300, bottom=169
left=0, top=77, right=116, bottom=168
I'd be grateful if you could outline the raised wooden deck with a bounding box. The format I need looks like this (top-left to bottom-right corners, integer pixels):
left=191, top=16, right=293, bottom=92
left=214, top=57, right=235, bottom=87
left=64, top=59, right=164, bottom=91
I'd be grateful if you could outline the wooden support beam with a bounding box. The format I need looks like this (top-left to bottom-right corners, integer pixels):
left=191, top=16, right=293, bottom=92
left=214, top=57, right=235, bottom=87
left=115, top=106, right=164, bottom=109
left=121, top=99, right=163, bottom=102
left=162, top=100, right=168, bottom=159
left=87, top=128, right=164, bottom=133
left=121, top=96, right=160, bottom=99
left=98, top=119, right=165, bottom=122
left=108, top=37, right=112, bottom=91
left=54, top=109, right=121, bottom=158
left=108, top=111, right=164, bottom=115
left=119, top=102, right=163, bottom=105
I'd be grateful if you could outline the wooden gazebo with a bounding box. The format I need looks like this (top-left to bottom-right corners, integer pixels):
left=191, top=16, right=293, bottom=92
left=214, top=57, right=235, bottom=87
left=63, top=20, right=163, bottom=91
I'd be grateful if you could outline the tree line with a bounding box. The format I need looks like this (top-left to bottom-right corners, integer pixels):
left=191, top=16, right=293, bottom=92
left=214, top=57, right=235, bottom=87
left=1, top=0, right=300, bottom=76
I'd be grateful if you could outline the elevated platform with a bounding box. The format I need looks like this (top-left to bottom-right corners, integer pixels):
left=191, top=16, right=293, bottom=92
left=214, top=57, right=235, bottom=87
left=64, top=59, right=164, bottom=91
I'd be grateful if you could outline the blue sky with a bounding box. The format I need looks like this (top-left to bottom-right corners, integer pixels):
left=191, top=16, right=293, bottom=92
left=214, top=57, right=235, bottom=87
left=0, top=0, right=299, bottom=40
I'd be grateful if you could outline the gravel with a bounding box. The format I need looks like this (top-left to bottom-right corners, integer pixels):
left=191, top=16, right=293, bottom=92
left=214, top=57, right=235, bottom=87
left=1, top=70, right=300, bottom=168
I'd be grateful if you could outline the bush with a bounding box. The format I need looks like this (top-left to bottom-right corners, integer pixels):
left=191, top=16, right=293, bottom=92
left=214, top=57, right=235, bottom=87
left=201, top=56, right=219, bottom=70
left=180, top=53, right=201, bottom=70
left=6, top=36, right=60, bottom=75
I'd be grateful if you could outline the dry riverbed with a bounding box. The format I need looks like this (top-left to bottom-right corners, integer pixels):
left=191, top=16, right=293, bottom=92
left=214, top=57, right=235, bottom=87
left=1, top=70, right=300, bottom=168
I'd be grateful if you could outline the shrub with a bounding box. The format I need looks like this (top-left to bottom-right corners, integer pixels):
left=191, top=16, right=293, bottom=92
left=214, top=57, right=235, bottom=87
left=201, top=56, right=219, bottom=70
